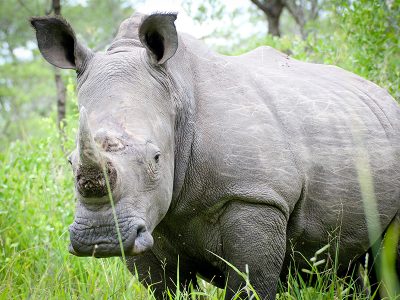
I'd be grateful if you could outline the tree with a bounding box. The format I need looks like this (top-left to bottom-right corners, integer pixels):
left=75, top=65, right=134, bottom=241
left=250, top=0, right=320, bottom=38
left=47, top=0, right=67, bottom=131
left=250, top=0, right=284, bottom=36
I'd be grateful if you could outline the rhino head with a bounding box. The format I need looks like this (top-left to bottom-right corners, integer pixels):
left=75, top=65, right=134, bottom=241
left=31, top=13, right=181, bottom=257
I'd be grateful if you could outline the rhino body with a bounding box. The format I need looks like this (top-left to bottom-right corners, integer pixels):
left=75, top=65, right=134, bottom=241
left=31, top=13, right=400, bottom=299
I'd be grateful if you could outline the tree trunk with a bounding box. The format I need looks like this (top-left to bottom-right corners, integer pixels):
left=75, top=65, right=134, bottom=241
left=283, top=0, right=307, bottom=39
left=267, top=14, right=281, bottom=36
left=53, top=0, right=61, bottom=14
left=250, top=0, right=284, bottom=37
left=251, top=0, right=321, bottom=39
left=54, top=69, right=66, bottom=128
left=49, top=0, right=67, bottom=130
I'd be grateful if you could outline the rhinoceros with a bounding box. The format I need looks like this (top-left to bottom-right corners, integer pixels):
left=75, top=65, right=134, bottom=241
left=31, top=12, right=400, bottom=299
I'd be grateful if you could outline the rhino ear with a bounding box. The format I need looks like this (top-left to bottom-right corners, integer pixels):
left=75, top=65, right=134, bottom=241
left=138, top=13, right=178, bottom=65
left=30, top=16, right=91, bottom=71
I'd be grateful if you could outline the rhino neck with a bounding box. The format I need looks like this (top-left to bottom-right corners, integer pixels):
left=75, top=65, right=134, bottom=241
left=167, top=36, right=197, bottom=206
left=167, top=34, right=224, bottom=212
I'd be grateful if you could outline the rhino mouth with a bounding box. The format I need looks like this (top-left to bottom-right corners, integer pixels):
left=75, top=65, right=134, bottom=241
left=68, top=216, right=154, bottom=258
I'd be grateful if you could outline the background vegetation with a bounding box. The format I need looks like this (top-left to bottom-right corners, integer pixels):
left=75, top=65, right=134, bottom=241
left=0, top=0, right=399, bottom=299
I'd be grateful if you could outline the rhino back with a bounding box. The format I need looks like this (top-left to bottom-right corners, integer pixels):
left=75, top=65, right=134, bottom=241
left=179, top=40, right=400, bottom=264
left=231, top=48, right=400, bottom=243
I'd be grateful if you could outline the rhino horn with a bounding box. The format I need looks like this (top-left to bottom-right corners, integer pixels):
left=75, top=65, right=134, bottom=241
left=78, top=107, right=102, bottom=167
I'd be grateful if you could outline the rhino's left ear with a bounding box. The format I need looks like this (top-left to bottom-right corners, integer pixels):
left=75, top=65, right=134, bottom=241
left=139, top=13, right=178, bottom=65
left=30, top=16, right=92, bottom=71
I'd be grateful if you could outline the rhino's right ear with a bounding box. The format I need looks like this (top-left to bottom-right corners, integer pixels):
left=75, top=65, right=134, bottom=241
left=30, top=16, right=92, bottom=71
left=139, top=13, right=178, bottom=65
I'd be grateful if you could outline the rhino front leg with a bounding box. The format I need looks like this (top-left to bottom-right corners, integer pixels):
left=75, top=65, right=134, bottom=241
left=125, top=250, right=197, bottom=299
left=125, top=251, right=168, bottom=299
left=220, top=202, right=287, bottom=300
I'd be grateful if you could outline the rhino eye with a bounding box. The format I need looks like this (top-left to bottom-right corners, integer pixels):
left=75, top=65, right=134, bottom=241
left=154, top=153, right=160, bottom=163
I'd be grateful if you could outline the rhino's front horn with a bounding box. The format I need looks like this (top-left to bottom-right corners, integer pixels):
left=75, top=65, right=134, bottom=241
left=78, top=107, right=102, bottom=167
left=76, top=107, right=118, bottom=199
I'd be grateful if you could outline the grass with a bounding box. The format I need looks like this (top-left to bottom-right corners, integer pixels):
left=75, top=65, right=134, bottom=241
left=1, top=117, right=399, bottom=299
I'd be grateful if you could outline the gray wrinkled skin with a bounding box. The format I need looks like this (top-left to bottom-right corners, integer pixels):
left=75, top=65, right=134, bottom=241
left=31, top=13, right=400, bottom=300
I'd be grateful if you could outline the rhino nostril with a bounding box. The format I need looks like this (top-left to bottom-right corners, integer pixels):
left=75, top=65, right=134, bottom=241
left=136, top=224, right=146, bottom=238
left=133, top=224, right=154, bottom=254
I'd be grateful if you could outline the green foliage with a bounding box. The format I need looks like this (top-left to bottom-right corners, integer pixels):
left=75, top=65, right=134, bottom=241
left=338, top=0, right=400, bottom=100
left=183, top=0, right=226, bottom=24
left=0, top=57, right=58, bottom=145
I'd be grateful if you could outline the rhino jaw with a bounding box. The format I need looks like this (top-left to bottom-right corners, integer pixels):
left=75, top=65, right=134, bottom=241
left=68, top=218, right=154, bottom=257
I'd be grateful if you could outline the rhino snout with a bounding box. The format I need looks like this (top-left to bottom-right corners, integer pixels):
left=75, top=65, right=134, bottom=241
left=68, top=219, right=153, bottom=257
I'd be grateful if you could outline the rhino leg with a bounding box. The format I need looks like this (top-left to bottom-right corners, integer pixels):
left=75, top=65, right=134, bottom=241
left=220, top=202, right=287, bottom=300
left=125, top=250, right=197, bottom=299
